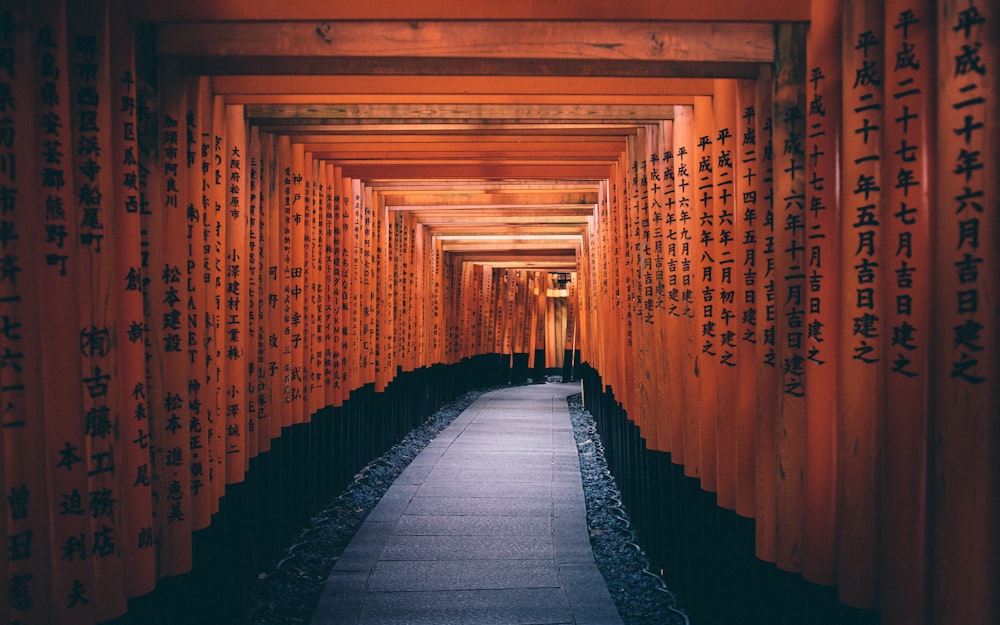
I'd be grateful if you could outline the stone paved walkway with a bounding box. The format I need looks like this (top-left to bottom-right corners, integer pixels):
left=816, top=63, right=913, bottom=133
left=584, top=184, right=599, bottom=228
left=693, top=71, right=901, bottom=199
left=310, top=382, right=623, bottom=625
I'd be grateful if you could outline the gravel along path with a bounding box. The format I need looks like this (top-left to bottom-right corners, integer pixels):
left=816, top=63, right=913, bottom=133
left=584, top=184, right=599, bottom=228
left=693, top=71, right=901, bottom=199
left=246, top=385, right=690, bottom=625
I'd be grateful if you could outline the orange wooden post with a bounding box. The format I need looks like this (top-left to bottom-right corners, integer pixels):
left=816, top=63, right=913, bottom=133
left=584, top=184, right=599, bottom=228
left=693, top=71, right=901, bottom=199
left=223, top=104, right=247, bottom=481
left=302, top=152, right=315, bottom=415
left=289, top=143, right=306, bottom=424
left=838, top=0, right=885, bottom=608
left=772, top=22, right=808, bottom=574
left=329, top=166, right=345, bottom=407
left=346, top=177, right=361, bottom=391
left=802, top=0, right=841, bottom=587
left=375, top=191, right=393, bottom=391
left=301, top=152, right=317, bottom=416
left=669, top=106, right=695, bottom=468
left=364, top=185, right=378, bottom=382
left=413, top=222, right=427, bottom=369
left=733, top=79, right=760, bottom=519
left=156, top=63, right=196, bottom=578
left=712, top=80, right=739, bottom=510
left=108, top=0, right=156, bottom=597
left=880, top=0, right=933, bottom=619
left=693, top=94, right=717, bottom=487
left=247, top=125, right=266, bottom=457
left=638, top=124, right=661, bottom=450
left=3, top=3, right=56, bottom=622
left=185, top=76, right=211, bottom=529
left=69, top=2, right=128, bottom=615
left=931, top=3, right=999, bottom=624
left=324, top=163, right=340, bottom=407
left=624, top=131, right=642, bottom=434
left=275, top=135, right=293, bottom=427
left=317, top=159, right=331, bottom=404
left=754, top=65, right=778, bottom=564
left=208, top=93, right=227, bottom=504
left=263, top=132, right=285, bottom=432
left=649, top=120, right=673, bottom=455
left=36, top=2, right=100, bottom=618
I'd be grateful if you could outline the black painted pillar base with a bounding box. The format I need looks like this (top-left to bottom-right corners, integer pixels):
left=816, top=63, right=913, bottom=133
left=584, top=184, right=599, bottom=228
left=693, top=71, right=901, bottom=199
left=579, top=362, right=881, bottom=625
left=104, top=354, right=510, bottom=625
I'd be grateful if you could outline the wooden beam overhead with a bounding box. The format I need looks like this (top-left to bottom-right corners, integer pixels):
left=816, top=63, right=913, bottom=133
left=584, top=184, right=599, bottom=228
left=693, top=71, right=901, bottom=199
left=247, top=103, right=676, bottom=122
left=158, top=21, right=774, bottom=63
left=179, top=56, right=763, bottom=78
left=256, top=123, right=646, bottom=135
left=381, top=192, right=597, bottom=206
left=134, top=0, right=809, bottom=22
left=339, top=163, right=613, bottom=179
left=231, top=94, right=694, bottom=106
left=211, top=75, right=716, bottom=97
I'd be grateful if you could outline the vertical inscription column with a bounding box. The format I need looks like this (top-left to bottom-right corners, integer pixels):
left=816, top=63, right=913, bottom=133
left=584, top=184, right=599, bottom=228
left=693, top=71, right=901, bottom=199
left=36, top=3, right=97, bottom=618
left=3, top=5, right=52, bottom=623
left=713, top=81, right=739, bottom=509
left=108, top=1, right=155, bottom=598
left=734, top=81, right=760, bottom=519
left=803, top=0, right=842, bottom=587
left=839, top=0, right=884, bottom=608
left=772, top=23, right=808, bottom=574
left=882, top=2, right=933, bottom=622
left=223, top=105, right=245, bottom=481
left=932, top=3, right=998, bottom=624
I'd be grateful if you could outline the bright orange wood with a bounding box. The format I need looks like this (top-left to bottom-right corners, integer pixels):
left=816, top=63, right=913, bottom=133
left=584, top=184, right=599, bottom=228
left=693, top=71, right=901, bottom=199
left=668, top=106, right=695, bottom=467
left=713, top=80, right=739, bottom=510
left=289, top=142, right=307, bottom=423
left=733, top=79, right=759, bottom=520
left=224, top=104, right=248, bottom=480
left=693, top=95, right=715, bottom=487
left=157, top=21, right=774, bottom=64
left=208, top=93, right=228, bottom=506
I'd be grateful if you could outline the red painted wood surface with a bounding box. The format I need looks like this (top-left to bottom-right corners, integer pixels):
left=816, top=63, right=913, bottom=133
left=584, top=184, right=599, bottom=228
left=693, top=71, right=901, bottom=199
left=838, top=0, right=884, bottom=608
left=802, top=0, right=841, bottom=587
left=930, top=2, right=999, bottom=624
left=880, top=0, right=932, bottom=621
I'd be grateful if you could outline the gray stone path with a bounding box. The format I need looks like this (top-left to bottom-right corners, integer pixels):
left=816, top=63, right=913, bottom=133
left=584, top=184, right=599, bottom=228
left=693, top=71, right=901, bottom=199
left=310, top=382, right=623, bottom=625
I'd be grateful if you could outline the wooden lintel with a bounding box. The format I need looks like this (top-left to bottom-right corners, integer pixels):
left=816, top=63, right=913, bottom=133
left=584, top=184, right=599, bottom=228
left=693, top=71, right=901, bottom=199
left=176, top=56, right=763, bottom=79
left=405, top=213, right=593, bottom=226
left=247, top=103, right=676, bottom=121
left=369, top=179, right=600, bottom=191
left=230, top=94, right=693, bottom=106
left=424, top=225, right=588, bottom=237
left=211, top=75, right=716, bottom=97
left=158, top=21, right=774, bottom=63
left=340, top=163, right=613, bottom=179
left=255, top=123, right=645, bottom=135
left=440, top=241, right=581, bottom=252
left=277, top=134, right=627, bottom=145
left=382, top=192, right=597, bottom=206
left=135, top=0, right=809, bottom=23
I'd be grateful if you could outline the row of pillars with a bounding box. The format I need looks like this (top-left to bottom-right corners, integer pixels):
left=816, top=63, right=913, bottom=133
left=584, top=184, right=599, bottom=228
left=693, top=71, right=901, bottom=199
left=575, top=2, right=997, bottom=625
left=0, top=2, right=580, bottom=624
